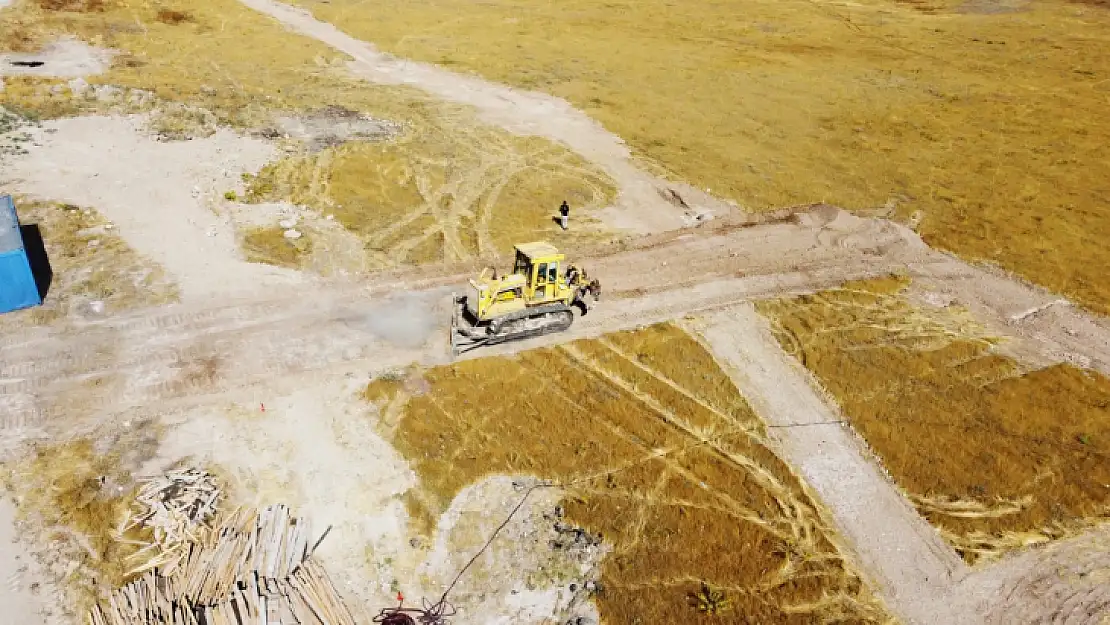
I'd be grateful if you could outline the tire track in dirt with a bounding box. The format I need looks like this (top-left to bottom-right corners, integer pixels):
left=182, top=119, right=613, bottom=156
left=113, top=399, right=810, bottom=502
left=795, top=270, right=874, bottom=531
left=237, top=0, right=727, bottom=234
left=953, top=524, right=1110, bottom=625
left=686, top=304, right=972, bottom=625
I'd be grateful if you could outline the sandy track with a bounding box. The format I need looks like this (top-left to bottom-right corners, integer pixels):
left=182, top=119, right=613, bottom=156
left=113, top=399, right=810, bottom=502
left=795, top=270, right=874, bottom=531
left=237, top=0, right=735, bottom=234
left=688, top=305, right=972, bottom=625
left=0, top=500, right=59, bottom=625
left=956, top=523, right=1110, bottom=624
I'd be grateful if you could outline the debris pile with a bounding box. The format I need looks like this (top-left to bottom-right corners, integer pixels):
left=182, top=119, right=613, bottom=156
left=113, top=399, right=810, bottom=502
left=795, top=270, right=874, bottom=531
left=90, top=470, right=356, bottom=625
left=121, top=468, right=222, bottom=576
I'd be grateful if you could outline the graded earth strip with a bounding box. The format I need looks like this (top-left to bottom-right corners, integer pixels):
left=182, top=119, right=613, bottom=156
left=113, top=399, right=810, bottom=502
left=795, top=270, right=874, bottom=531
left=237, top=0, right=730, bottom=234
left=686, top=304, right=973, bottom=625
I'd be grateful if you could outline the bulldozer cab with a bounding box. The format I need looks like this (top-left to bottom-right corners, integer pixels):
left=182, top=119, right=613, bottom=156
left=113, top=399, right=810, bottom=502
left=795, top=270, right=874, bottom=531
left=513, top=242, right=565, bottom=303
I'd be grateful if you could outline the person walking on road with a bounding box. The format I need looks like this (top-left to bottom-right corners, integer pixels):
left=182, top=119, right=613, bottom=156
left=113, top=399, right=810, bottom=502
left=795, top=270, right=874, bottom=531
left=559, top=200, right=570, bottom=230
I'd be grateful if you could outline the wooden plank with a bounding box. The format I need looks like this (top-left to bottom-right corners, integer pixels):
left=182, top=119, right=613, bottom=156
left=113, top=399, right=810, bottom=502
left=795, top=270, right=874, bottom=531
left=308, top=559, right=356, bottom=625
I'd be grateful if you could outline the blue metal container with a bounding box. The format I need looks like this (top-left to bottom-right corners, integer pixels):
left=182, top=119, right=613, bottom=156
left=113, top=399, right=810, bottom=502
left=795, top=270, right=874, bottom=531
left=0, top=195, right=43, bottom=314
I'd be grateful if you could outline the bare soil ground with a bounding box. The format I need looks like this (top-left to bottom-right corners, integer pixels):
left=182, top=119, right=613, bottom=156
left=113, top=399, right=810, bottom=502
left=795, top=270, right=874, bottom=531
left=0, top=499, right=60, bottom=625
left=0, top=197, right=177, bottom=327
left=2, top=115, right=303, bottom=300
left=1, top=1, right=1109, bottom=624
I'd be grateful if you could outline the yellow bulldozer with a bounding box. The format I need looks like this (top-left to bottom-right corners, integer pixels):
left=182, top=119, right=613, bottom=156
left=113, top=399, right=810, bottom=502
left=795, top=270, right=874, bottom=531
left=450, top=242, right=601, bottom=355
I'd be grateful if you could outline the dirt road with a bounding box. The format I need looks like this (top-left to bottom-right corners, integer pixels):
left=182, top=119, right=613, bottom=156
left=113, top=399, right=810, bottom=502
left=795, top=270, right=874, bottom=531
left=5, top=205, right=1108, bottom=430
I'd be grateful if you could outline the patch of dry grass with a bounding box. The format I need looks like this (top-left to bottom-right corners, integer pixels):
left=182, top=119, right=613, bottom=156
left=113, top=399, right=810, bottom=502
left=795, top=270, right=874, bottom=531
left=365, top=324, right=891, bottom=623
left=293, top=0, right=1110, bottom=314
left=0, top=0, right=617, bottom=270
left=0, top=423, right=162, bottom=613
left=0, top=198, right=177, bottom=327
left=146, top=103, right=218, bottom=141
left=757, top=277, right=1110, bottom=564
left=154, top=8, right=193, bottom=25
left=240, top=225, right=312, bottom=269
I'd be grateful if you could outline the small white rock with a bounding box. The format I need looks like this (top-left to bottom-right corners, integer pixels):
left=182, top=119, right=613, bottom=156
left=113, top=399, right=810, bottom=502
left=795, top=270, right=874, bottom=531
left=103, top=223, right=114, bottom=230
left=283, top=229, right=302, bottom=240
left=278, top=218, right=297, bottom=229
left=325, top=214, right=335, bottom=221
left=88, top=301, right=105, bottom=315
left=87, top=239, right=100, bottom=248
left=67, top=78, right=89, bottom=95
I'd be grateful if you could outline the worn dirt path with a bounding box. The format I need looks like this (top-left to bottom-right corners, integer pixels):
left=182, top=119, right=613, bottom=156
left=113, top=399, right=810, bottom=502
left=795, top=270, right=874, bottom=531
left=688, top=305, right=973, bottom=625
left=2, top=207, right=934, bottom=427
left=237, top=0, right=734, bottom=234
left=956, top=523, right=1110, bottom=624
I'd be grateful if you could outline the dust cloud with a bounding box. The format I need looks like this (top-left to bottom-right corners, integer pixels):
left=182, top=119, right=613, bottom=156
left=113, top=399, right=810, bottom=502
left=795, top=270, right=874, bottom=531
left=353, top=288, right=448, bottom=348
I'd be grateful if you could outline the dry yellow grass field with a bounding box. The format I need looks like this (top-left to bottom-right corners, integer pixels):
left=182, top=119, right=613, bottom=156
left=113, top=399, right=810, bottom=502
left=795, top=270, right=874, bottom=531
left=241, top=225, right=314, bottom=269
left=0, top=0, right=615, bottom=269
left=757, top=277, right=1110, bottom=564
left=0, top=198, right=177, bottom=326
left=293, top=0, right=1110, bottom=314
left=364, top=324, right=891, bottom=623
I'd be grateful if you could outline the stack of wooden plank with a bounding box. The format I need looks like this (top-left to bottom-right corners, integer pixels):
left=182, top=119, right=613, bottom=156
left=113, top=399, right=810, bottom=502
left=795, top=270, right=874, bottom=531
left=119, top=469, right=223, bottom=576
left=89, top=504, right=356, bottom=625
